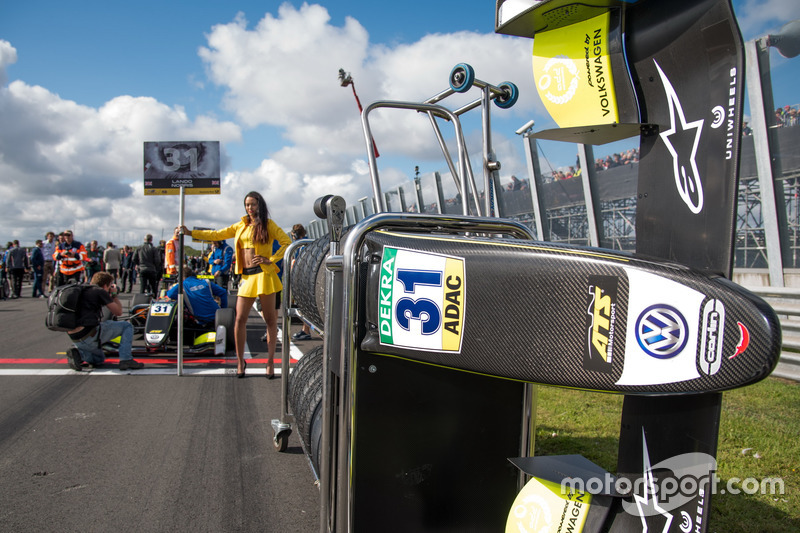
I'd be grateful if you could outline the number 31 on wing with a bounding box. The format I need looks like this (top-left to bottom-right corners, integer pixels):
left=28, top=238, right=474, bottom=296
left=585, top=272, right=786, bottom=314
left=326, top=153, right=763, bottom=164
left=378, top=247, right=465, bottom=353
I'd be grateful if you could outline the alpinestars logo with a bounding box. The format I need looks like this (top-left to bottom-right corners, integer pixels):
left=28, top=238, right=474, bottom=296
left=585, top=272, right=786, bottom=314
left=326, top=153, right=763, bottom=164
left=630, top=431, right=674, bottom=530
left=655, top=60, right=705, bottom=214
left=620, top=429, right=717, bottom=530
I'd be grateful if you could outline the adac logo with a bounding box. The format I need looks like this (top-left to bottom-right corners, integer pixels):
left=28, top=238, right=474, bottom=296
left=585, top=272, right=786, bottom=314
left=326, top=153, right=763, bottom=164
left=654, top=60, right=704, bottom=214
left=635, top=304, right=688, bottom=359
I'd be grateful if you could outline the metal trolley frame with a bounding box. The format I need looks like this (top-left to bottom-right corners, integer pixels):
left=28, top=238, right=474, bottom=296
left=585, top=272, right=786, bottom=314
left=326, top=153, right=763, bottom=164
left=273, top=65, right=529, bottom=531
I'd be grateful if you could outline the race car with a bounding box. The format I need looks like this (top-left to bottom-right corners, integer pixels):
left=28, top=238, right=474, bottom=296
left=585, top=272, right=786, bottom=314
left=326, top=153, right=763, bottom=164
left=105, top=291, right=236, bottom=356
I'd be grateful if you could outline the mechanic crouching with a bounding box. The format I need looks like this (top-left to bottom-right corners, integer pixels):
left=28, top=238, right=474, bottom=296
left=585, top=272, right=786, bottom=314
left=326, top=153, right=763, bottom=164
left=66, top=272, right=145, bottom=371
left=166, top=266, right=228, bottom=325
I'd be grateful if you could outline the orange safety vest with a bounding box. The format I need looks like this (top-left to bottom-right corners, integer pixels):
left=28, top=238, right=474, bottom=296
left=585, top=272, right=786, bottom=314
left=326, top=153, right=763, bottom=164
left=54, top=241, right=88, bottom=276
left=165, top=238, right=179, bottom=276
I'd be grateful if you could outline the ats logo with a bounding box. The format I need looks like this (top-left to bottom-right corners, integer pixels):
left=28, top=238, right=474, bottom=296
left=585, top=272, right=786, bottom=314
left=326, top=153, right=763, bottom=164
left=585, top=275, right=618, bottom=373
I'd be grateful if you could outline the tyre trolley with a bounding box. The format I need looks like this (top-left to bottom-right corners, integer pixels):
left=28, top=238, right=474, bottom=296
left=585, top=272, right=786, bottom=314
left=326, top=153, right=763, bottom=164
left=272, top=22, right=782, bottom=530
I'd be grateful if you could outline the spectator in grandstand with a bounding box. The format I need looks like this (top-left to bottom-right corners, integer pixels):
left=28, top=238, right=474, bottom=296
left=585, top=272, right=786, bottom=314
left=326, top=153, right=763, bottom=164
left=182, top=191, right=291, bottom=379
left=785, top=105, right=798, bottom=127
left=54, top=230, right=88, bottom=284
left=103, top=242, right=121, bottom=283
left=621, top=149, right=638, bottom=164
left=593, top=148, right=640, bottom=172
left=31, top=239, right=45, bottom=298
left=507, top=175, right=523, bottom=191
left=42, top=231, right=57, bottom=294
left=776, top=107, right=786, bottom=126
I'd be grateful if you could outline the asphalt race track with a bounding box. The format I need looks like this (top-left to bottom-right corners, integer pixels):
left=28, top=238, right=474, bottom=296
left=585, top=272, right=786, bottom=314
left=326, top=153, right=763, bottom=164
left=0, top=289, right=321, bottom=532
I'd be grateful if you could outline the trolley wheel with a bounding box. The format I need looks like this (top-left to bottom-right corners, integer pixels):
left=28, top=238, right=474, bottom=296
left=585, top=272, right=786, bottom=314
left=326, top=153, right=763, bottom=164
left=449, top=63, right=475, bottom=93
left=494, top=82, right=519, bottom=109
left=314, top=194, right=334, bottom=219
left=273, top=431, right=289, bottom=452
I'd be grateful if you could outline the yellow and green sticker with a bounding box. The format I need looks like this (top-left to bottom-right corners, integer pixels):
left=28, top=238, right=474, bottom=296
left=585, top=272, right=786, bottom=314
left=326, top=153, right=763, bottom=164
left=507, top=477, right=592, bottom=533
left=533, top=11, right=619, bottom=128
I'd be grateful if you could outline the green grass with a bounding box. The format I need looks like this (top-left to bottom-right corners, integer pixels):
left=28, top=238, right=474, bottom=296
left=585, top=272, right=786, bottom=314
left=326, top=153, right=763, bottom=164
left=532, top=377, right=800, bottom=532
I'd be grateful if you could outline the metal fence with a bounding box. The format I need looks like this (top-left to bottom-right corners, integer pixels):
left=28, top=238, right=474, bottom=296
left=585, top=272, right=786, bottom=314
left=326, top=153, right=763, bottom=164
left=307, top=37, right=798, bottom=286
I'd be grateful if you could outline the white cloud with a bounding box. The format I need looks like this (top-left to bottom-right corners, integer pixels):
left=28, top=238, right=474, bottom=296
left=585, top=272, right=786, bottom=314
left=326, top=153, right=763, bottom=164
left=735, top=0, right=800, bottom=39
left=0, top=3, right=584, bottom=246
left=200, top=6, right=538, bottom=163
left=188, top=2, right=542, bottom=232
left=199, top=5, right=371, bottom=129
left=0, top=72, right=242, bottom=244
left=0, top=40, right=17, bottom=87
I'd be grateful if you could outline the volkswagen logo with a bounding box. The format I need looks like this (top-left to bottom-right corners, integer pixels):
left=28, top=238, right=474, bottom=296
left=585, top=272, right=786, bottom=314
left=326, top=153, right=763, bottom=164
left=635, top=304, right=689, bottom=359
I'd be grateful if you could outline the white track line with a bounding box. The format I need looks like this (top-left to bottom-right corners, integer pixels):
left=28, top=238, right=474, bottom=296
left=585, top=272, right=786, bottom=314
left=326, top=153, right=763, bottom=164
left=0, top=341, right=307, bottom=376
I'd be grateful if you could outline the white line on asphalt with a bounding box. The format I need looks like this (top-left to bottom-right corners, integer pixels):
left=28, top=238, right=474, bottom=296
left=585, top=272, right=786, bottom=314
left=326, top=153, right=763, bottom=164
left=0, top=341, right=307, bottom=376
left=0, top=367, right=289, bottom=376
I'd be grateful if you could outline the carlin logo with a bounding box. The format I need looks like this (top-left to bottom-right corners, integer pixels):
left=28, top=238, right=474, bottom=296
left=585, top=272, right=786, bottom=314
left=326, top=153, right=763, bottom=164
left=699, top=299, right=725, bottom=376
left=585, top=276, right=618, bottom=373
left=655, top=60, right=705, bottom=215
left=731, top=322, right=750, bottom=359
left=635, top=304, right=689, bottom=359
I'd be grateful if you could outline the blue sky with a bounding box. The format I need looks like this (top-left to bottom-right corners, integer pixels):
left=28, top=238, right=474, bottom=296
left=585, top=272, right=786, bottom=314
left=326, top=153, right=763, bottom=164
left=1, top=0, right=799, bottom=245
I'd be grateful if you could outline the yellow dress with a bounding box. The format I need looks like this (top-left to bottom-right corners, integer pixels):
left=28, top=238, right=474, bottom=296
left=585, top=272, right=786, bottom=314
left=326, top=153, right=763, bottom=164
left=192, top=217, right=291, bottom=298
left=237, top=226, right=282, bottom=298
